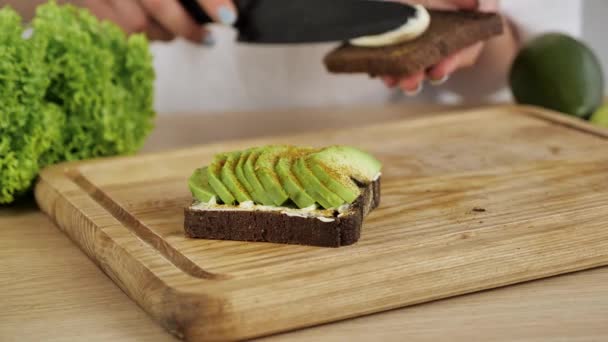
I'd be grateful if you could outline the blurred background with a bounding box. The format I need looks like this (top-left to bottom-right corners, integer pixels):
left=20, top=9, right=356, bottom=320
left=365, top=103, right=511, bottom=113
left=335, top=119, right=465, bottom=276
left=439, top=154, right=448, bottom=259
left=150, top=0, right=608, bottom=114
left=583, top=0, right=608, bottom=81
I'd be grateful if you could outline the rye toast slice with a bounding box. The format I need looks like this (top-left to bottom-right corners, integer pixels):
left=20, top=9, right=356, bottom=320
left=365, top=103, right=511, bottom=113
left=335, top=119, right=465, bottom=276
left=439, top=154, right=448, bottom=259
left=184, top=177, right=381, bottom=248
left=324, top=10, right=504, bottom=76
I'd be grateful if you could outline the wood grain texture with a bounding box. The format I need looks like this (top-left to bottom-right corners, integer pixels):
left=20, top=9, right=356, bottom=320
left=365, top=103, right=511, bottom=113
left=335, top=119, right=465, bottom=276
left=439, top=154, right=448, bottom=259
left=0, top=207, right=174, bottom=342
left=34, top=106, right=608, bottom=341
left=257, top=267, right=608, bottom=342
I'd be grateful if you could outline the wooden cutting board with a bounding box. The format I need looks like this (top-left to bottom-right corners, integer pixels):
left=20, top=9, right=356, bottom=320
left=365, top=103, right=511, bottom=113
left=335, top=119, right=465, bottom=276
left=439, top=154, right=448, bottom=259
left=35, top=105, right=608, bottom=341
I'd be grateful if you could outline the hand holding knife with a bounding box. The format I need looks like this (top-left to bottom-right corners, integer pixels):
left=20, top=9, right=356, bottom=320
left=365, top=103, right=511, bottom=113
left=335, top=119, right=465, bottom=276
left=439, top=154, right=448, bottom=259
left=177, top=0, right=419, bottom=44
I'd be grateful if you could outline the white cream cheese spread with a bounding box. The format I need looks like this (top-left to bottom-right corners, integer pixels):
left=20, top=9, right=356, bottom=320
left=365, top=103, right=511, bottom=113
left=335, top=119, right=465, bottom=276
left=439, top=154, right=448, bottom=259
left=373, top=172, right=382, bottom=181
left=190, top=200, right=352, bottom=223
left=349, top=4, right=431, bottom=47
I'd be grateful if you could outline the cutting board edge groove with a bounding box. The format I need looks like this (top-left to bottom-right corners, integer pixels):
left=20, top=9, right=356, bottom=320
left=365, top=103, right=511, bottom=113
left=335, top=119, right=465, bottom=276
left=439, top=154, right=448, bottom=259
left=67, top=168, right=224, bottom=280
left=516, top=104, right=608, bottom=138
left=35, top=175, right=235, bottom=340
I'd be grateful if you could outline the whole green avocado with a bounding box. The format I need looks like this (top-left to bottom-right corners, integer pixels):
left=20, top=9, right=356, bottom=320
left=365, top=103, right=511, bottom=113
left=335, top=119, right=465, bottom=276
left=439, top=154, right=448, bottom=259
left=510, top=33, right=604, bottom=119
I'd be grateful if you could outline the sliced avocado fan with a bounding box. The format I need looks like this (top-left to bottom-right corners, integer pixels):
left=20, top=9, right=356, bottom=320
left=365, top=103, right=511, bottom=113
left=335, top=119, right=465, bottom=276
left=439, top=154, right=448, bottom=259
left=190, top=145, right=382, bottom=209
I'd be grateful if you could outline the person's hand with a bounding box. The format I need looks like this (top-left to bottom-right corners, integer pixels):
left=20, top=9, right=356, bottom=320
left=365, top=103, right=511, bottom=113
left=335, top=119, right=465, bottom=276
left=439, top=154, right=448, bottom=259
left=382, top=0, right=499, bottom=95
left=83, top=0, right=238, bottom=44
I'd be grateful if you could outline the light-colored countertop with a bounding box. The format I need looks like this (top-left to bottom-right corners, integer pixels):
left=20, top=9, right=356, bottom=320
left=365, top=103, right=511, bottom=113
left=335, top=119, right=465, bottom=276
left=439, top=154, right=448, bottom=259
left=2, top=104, right=608, bottom=341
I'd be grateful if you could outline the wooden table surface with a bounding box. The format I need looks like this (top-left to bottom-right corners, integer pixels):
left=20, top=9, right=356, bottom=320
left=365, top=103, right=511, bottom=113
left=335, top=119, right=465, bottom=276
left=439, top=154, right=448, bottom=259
left=2, top=104, right=608, bottom=341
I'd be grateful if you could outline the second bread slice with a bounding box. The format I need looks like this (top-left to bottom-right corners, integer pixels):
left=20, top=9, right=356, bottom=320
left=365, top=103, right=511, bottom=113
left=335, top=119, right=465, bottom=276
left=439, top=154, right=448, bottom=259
left=324, top=10, right=504, bottom=77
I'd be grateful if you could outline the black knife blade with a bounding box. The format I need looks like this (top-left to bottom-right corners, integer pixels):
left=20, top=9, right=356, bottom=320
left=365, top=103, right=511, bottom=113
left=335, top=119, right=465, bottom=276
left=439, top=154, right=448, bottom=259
left=178, top=0, right=417, bottom=44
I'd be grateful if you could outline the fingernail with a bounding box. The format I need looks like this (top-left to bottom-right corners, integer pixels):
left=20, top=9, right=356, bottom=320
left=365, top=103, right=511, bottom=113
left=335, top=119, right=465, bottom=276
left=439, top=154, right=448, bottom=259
left=218, top=6, right=237, bottom=25
left=202, top=33, right=215, bottom=46
left=429, top=74, right=450, bottom=86
left=404, top=82, right=423, bottom=96
left=22, top=27, right=34, bottom=40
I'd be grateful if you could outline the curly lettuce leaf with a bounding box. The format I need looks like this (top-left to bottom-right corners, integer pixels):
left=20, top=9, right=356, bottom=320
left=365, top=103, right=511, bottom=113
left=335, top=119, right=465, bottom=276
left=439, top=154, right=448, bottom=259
left=0, top=7, right=63, bottom=204
left=0, top=2, right=155, bottom=204
left=33, top=2, right=155, bottom=160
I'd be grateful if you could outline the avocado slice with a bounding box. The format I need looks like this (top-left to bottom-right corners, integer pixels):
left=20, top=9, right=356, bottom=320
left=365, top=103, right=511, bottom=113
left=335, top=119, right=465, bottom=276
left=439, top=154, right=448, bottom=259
left=255, top=146, right=290, bottom=206
left=188, top=167, right=216, bottom=203
left=244, top=147, right=275, bottom=205
left=292, top=157, right=345, bottom=209
left=308, top=146, right=382, bottom=183
left=308, top=161, right=360, bottom=203
left=220, top=151, right=251, bottom=203
left=276, top=152, right=317, bottom=209
left=207, top=153, right=236, bottom=205
left=235, top=148, right=255, bottom=197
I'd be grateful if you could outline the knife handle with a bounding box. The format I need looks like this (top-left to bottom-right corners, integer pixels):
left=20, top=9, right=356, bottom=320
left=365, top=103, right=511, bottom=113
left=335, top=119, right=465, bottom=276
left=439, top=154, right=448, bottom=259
left=178, top=0, right=213, bottom=25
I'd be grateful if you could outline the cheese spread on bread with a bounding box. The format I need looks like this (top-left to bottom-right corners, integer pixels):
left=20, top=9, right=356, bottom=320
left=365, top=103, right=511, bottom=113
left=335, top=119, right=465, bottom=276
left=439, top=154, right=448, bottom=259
left=349, top=5, right=430, bottom=47
left=191, top=201, right=344, bottom=222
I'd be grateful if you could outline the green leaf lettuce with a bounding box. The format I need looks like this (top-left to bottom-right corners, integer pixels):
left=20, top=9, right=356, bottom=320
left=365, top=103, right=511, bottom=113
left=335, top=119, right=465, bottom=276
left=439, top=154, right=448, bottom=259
left=0, top=2, right=155, bottom=204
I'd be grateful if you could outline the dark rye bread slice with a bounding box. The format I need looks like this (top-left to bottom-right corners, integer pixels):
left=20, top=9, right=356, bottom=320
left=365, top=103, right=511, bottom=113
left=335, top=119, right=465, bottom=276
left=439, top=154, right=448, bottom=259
left=184, top=178, right=380, bottom=248
left=324, top=10, right=504, bottom=76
